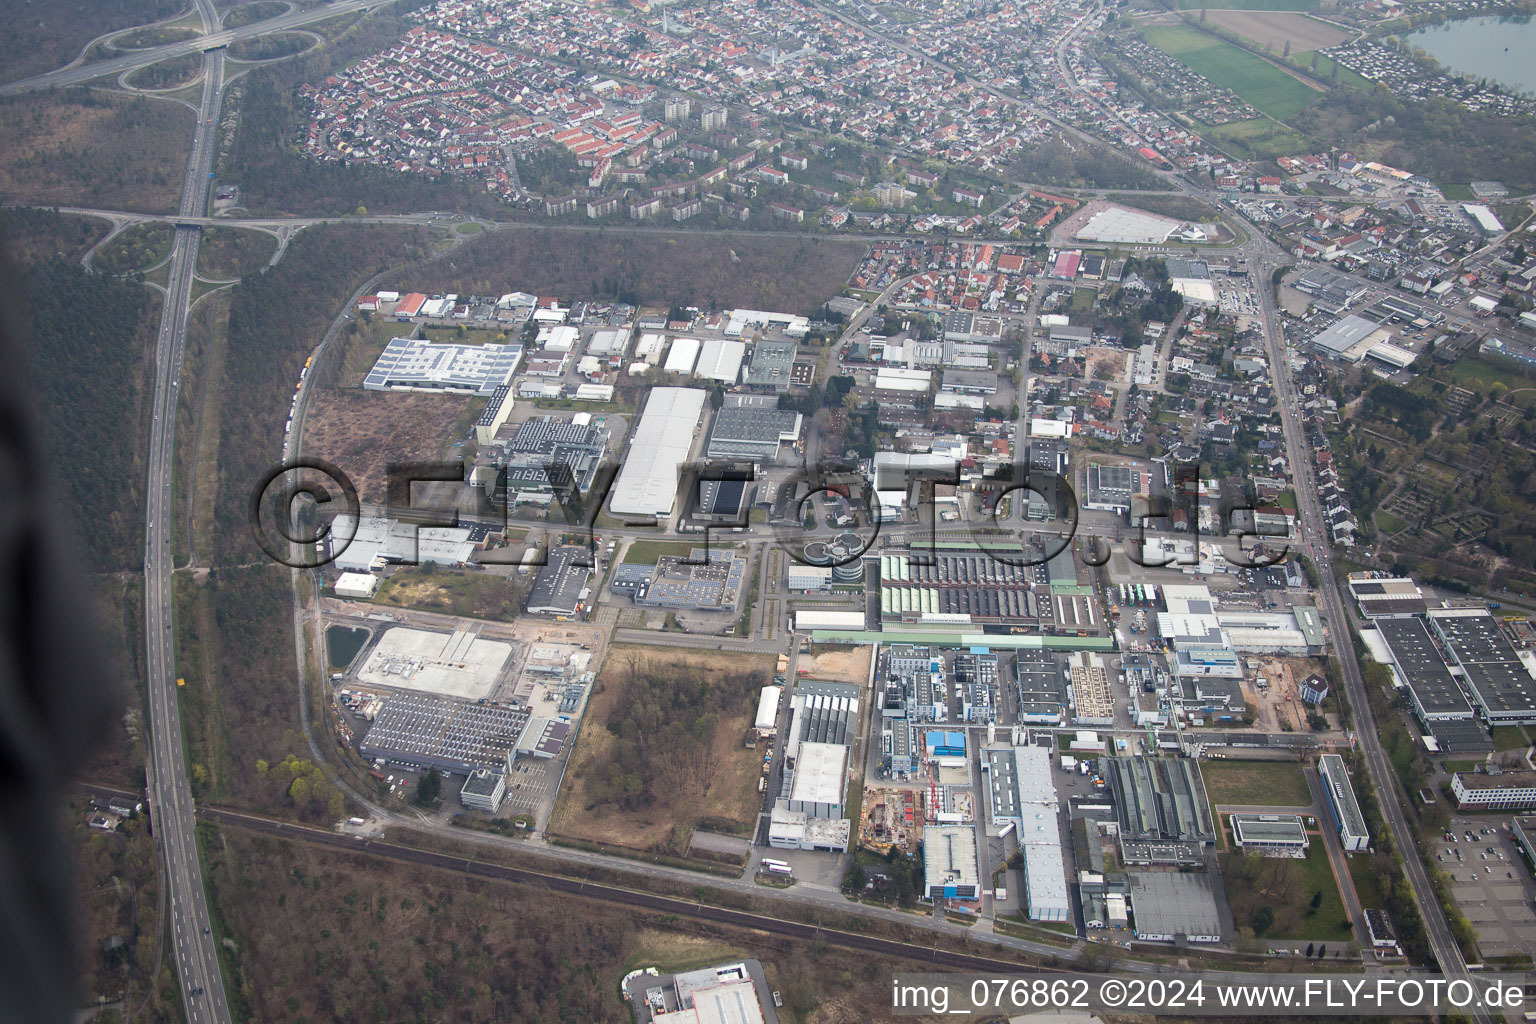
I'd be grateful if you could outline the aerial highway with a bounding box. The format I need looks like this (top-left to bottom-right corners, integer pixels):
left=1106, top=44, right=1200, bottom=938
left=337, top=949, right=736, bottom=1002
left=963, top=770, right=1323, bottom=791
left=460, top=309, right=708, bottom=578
left=0, top=0, right=394, bottom=95
left=139, top=8, right=234, bottom=1020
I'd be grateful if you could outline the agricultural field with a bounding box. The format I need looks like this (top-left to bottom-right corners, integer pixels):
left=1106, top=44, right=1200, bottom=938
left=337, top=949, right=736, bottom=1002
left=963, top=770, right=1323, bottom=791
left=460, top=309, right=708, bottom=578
left=1203, top=11, right=1349, bottom=52
left=1208, top=117, right=1315, bottom=160
left=1176, top=0, right=1319, bottom=9
left=549, top=646, right=774, bottom=855
left=1144, top=24, right=1322, bottom=121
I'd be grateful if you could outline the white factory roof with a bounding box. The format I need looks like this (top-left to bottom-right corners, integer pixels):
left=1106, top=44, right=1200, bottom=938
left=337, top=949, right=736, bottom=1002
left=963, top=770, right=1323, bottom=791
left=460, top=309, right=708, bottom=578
left=789, top=741, right=848, bottom=808
left=537, top=324, right=579, bottom=352
left=695, top=338, right=746, bottom=382
left=1369, top=342, right=1417, bottom=368
left=635, top=332, right=666, bottom=358
left=754, top=685, right=782, bottom=731
left=1463, top=204, right=1504, bottom=233
left=329, top=515, right=477, bottom=572
left=1029, top=417, right=1072, bottom=438
left=585, top=328, right=629, bottom=356
left=723, top=308, right=810, bottom=337
left=874, top=366, right=932, bottom=391
left=923, top=824, right=980, bottom=893
left=362, top=338, right=523, bottom=394
left=665, top=336, right=702, bottom=374
left=791, top=609, right=867, bottom=630
left=1074, top=205, right=1181, bottom=244
left=334, top=571, right=380, bottom=599
left=609, top=387, right=706, bottom=516
left=1014, top=746, right=1070, bottom=919
left=1312, top=315, right=1382, bottom=360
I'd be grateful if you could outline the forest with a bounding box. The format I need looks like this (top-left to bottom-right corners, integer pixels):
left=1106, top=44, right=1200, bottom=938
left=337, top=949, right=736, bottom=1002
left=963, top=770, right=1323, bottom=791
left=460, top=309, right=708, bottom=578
left=1007, top=139, right=1170, bottom=191
left=1294, top=88, right=1536, bottom=191
left=210, top=223, right=434, bottom=562
left=10, top=217, right=156, bottom=572
left=398, top=229, right=866, bottom=316
left=0, top=89, right=194, bottom=212
left=0, top=0, right=182, bottom=85
left=202, top=825, right=937, bottom=1024
left=577, top=655, right=765, bottom=816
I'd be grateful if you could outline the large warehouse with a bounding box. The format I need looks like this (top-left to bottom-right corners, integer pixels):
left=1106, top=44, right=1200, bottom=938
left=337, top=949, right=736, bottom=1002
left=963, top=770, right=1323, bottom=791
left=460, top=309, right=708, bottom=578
left=705, top=398, right=802, bottom=461
left=1376, top=616, right=1475, bottom=722
left=359, top=693, right=531, bottom=776
left=1074, top=204, right=1182, bottom=245
left=609, top=387, right=707, bottom=517
left=1104, top=756, right=1216, bottom=864
left=363, top=338, right=524, bottom=394
left=1427, top=609, right=1536, bottom=725
left=694, top=338, right=747, bottom=383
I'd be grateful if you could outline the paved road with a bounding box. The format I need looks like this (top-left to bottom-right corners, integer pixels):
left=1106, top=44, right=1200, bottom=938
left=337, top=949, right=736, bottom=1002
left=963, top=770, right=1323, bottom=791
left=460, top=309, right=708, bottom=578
left=0, top=0, right=394, bottom=95
left=140, top=4, right=233, bottom=1019
left=1253, top=251, right=1485, bottom=1018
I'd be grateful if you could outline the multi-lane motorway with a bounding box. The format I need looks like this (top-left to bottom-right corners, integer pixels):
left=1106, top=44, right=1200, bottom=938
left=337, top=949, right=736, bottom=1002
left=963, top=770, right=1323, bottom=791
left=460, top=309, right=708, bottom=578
left=0, top=0, right=394, bottom=96
left=140, top=2, right=233, bottom=1018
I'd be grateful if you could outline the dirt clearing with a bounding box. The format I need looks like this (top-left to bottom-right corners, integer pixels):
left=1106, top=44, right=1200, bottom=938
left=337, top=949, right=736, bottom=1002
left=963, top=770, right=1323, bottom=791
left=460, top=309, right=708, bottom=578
left=302, top=389, right=471, bottom=502
left=806, top=646, right=873, bottom=683
left=1203, top=11, right=1348, bottom=53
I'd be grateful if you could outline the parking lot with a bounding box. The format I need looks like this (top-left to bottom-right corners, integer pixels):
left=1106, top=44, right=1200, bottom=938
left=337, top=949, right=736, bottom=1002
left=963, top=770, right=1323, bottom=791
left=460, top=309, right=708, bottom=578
left=1431, top=818, right=1536, bottom=958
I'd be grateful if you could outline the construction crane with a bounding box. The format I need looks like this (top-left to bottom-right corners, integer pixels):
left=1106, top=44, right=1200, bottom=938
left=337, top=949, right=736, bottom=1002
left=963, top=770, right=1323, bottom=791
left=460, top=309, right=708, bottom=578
left=927, top=759, right=939, bottom=825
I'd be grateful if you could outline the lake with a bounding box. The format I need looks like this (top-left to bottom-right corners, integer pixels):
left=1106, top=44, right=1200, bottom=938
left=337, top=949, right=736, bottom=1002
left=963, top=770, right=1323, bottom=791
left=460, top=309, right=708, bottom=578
left=1404, top=15, right=1536, bottom=95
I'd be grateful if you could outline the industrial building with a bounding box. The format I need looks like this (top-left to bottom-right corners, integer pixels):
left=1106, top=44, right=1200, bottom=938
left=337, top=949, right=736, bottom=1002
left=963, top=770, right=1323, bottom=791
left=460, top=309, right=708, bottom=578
left=1348, top=576, right=1427, bottom=618
left=1071, top=653, right=1115, bottom=726
left=650, top=962, right=767, bottom=1024
left=1127, top=871, right=1223, bottom=944
left=363, top=338, right=523, bottom=394
left=526, top=545, right=592, bottom=616
left=1013, top=651, right=1069, bottom=724
left=1104, top=756, right=1216, bottom=864
left=923, top=824, right=981, bottom=900
left=877, top=547, right=1038, bottom=623
left=633, top=548, right=748, bottom=611
left=1084, top=463, right=1149, bottom=515
left=460, top=767, right=506, bottom=812
left=755, top=685, right=782, bottom=737
left=1164, top=258, right=1216, bottom=308
left=1375, top=617, right=1475, bottom=722
left=785, top=741, right=848, bottom=818
left=359, top=693, right=531, bottom=776
left=705, top=398, right=803, bottom=461
left=1231, top=813, right=1309, bottom=857
left=610, top=387, right=707, bottom=517
left=991, top=745, right=1070, bottom=921
left=334, top=572, right=380, bottom=599
left=492, top=415, right=610, bottom=503
left=1318, top=754, right=1371, bottom=852
left=1073, top=205, right=1182, bottom=245
left=1309, top=315, right=1386, bottom=364
left=1426, top=610, right=1536, bottom=725
left=1451, top=769, right=1536, bottom=811
left=767, top=805, right=851, bottom=852
left=741, top=340, right=798, bottom=390
left=694, top=337, right=747, bottom=383
left=664, top=336, right=702, bottom=375
left=329, top=515, right=479, bottom=572
left=355, top=626, right=512, bottom=701
left=474, top=385, right=514, bottom=445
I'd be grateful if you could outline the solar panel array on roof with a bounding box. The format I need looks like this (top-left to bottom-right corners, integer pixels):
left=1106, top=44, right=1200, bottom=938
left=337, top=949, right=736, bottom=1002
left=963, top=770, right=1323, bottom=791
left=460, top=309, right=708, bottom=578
left=360, top=693, right=531, bottom=775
